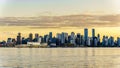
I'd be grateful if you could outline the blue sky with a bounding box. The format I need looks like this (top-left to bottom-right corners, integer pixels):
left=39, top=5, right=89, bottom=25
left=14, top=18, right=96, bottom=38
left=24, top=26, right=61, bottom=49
left=0, top=0, right=119, bottom=17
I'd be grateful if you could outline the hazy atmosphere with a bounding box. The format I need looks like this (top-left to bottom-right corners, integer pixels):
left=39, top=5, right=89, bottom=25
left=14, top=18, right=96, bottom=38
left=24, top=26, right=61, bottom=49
left=0, top=0, right=120, bottom=41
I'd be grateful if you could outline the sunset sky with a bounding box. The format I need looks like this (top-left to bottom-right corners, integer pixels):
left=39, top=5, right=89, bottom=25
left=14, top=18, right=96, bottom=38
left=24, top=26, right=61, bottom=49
left=0, top=0, right=120, bottom=17
left=0, top=0, right=120, bottom=41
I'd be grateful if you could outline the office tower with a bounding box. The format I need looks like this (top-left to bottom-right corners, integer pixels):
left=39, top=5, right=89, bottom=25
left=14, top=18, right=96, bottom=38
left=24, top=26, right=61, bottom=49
left=117, top=37, right=120, bottom=46
left=38, top=37, right=42, bottom=43
left=71, top=32, right=75, bottom=39
left=105, top=36, right=108, bottom=47
left=65, top=33, right=68, bottom=43
left=68, top=35, right=71, bottom=43
left=61, top=32, right=65, bottom=44
left=56, top=34, right=61, bottom=47
left=57, top=33, right=61, bottom=40
left=46, top=35, right=49, bottom=43
left=29, top=33, right=33, bottom=42
left=108, top=36, right=114, bottom=47
left=111, top=37, right=114, bottom=46
left=33, top=33, right=39, bottom=42
left=16, top=33, right=22, bottom=45
left=94, top=37, right=98, bottom=47
left=97, top=34, right=100, bottom=46
left=81, top=35, right=84, bottom=46
left=84, top=28, right=88, bottom=40
left=35, top=33, right=39, bottom=39
left=7, top=38, right=12, bottom=43
left=77, top=33, right=81, bottom=38
left=92, top=29, right=95, bottom=46
left=84, top=28, right=88, bottom=46
left=44, top=35, right=48, bottom=43
left=87, top=37, right=91, bottom=46
left=22, top=37, right=26, bottom=44
left=102, top=35, right=106, bottom=46
left=76, top=33, right=81, bottom=46
left=92, top=29, right=95, bottom=38
left=70, top=32, right=76, bottom=45
left=49, top=32, right=52, bottom=41
left=11, top=38, right=16, bottom=46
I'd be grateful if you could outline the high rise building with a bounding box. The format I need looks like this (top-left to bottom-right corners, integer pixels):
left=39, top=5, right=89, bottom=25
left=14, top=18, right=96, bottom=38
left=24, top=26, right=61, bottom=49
left=7, top=38, right=12, bottom=43
left=77, top=33, right=81, bottom=38
left=35, top=33, right=39, bottom=39
left=49, top=32, right=52, bottom=42
left=97, top=34, right=100, bottom=46
left=16, top=33, right=22, bottom=45
left=81, top=35, right=84, bottom=46
left=84, top=28, right=88, bottom=46
left=70, top=32, right=76, bottom=45
left=84, top=28, right=88, bottom=40
left=87, top=37, right=91, bottom=46
left=29, top=33, right=33, bottom=42
left=117, top=37, right=120, bottom=46
left=105, top=36, right=108, bottom=46
left=94, top=37, right=98, bottom=47
left=57, top=33, right=61, bottom=40
left=108, top=36, right=114, bottom=47
left=61, top=32, right=65, bottom=44
left=92, top=29, right=95, bottom=38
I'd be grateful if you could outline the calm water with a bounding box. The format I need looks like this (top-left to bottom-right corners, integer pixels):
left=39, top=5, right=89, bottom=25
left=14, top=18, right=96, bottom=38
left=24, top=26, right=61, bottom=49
left=0, top=48, right=120, bottom=68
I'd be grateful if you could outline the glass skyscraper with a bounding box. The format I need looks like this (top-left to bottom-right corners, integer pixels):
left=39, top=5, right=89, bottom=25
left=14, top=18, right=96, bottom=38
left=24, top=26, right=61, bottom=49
left=84, top=28, right=88, bottom=41
left=92, top=29, right=95, bottom=38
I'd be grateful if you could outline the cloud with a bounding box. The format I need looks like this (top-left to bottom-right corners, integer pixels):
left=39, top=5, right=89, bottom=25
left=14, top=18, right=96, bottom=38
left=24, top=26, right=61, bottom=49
left=0, top=14, right=120, bottom=27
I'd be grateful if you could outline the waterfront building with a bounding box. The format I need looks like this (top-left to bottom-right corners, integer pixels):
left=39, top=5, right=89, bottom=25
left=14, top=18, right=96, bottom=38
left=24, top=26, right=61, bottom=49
left=61, top=32, right=65, bottom=44
left=35, top=33, right=39, bottom=39
left=1, top=28, right=120, bottom=47
left=84, top=28, right=88, bottom=46
left=57, top=33, right=62, bottom=40
left=49, top=32, right=52, bottom=41
left=7, top=38, right=12, bottom=43
left=29, top=33, right=33, bottom=42
left=81, top=35, right=84, bottom=46
left=97, top=34, right=100, bottom=46
left=108, top=36, right=114, bottom=47
left=92, top=29, right=95, bottom=38
left=117, top=37, right=120, bottom=46
left=16, top=33, right=22, bottom=45
left=105, top=36, right=109, bottom=46
left=44, top=35, right=48, bottom=43
left=94, top=37, right=98, bottom=47
left=70, top=32, right=76, bottom=45
left=34, top=33, right=39, bottom=42
left=87, top=37, right=91, bottom=46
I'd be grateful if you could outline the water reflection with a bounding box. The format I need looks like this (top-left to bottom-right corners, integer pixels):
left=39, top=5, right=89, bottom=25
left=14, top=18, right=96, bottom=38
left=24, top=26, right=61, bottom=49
left=0, top=48, right=120, bottom=68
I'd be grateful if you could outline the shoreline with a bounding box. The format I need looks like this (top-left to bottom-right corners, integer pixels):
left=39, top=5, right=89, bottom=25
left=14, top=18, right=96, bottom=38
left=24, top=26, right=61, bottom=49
left=0, top=47, right=120, bottom=48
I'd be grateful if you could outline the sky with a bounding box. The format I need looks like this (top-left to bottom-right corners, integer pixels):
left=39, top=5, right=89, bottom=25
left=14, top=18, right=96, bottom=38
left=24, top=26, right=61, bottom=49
left=0, top=0, right=120, bottom=17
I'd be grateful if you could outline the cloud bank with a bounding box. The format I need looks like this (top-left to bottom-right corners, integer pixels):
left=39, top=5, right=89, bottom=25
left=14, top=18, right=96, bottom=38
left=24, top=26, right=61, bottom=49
left=0, top=14, right=120, bottom=27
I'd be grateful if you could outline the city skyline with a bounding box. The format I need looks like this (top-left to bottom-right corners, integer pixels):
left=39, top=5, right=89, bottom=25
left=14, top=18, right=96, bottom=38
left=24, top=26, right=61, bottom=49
left=1, top=28, right=120, bottom=47
left=0, top=0, right=120, bottom=42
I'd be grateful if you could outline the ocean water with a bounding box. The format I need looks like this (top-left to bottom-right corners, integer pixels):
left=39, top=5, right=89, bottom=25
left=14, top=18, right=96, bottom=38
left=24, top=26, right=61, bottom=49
left=0, top=48, right=120, bottom=68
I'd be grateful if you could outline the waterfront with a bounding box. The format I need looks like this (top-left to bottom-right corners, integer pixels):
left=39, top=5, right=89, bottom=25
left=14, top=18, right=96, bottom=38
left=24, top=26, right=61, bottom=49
left=0, top=48, right=120, bottom=68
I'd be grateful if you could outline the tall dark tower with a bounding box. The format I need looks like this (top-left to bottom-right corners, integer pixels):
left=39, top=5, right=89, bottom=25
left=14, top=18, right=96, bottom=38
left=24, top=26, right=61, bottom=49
left=84, top=28, right=88, bottom=41
left=92, top=29, right=95, bottom=47
left=84, top=28, right=88, bottom=46
left=35, top=33, right=39, bottom=39
left=92, top=29, right=95, bottom=38
left=49, top=32, right=52, bottom=41
left=16, top=33, right=22, bottom=45
left=29, top=33, right=33, bottom=42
